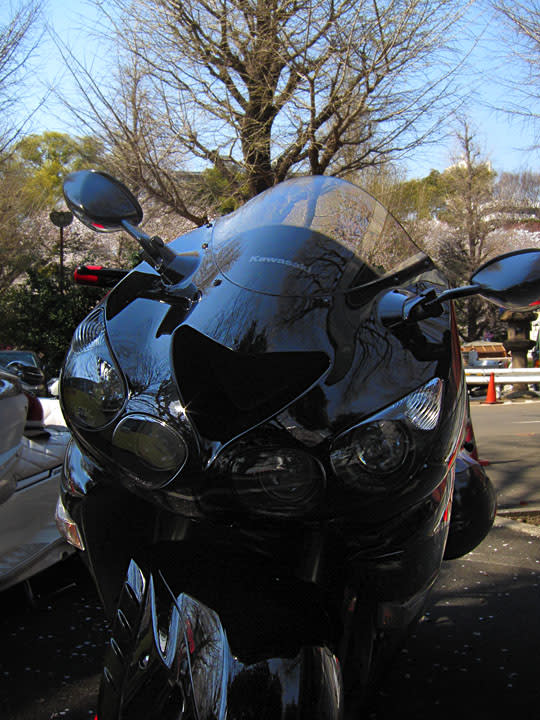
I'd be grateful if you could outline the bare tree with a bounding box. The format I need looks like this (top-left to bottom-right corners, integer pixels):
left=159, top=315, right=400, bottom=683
left=0, top=1, right=44, bottom=156
left=417, top=119, right=523, bottom=340
left=494, top=169, right=540, bottom=211
left=491, top=1, right=540, bottom=143
left=57, top=0, right=471, bottom=225
left=435, top=120, right=498, bottom=279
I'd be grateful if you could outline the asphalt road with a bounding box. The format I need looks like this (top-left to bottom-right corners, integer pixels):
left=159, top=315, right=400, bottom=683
left=0, top=556, right=105, bottom=720
left=470, top=398, right=540, bottom=508
left=1, top=400, right=539, bottom=719
left=367, top=517, right=540, bottom=719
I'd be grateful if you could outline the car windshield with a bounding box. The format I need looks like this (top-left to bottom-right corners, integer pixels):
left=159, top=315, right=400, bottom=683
left=212, top=176, right=432, bottom=297
left=0, top=351, right=39, bottom=368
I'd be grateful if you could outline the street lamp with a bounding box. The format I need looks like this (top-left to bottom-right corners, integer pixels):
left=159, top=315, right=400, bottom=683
left=49, top=209, right=73, bottom=294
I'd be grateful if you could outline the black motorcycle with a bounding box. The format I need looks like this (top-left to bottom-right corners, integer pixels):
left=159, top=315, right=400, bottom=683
left=56, top=170, right=540, bottom=719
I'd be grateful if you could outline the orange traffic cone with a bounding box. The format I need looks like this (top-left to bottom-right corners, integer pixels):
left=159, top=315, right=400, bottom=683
left=482, top=372, right=501, bottom=405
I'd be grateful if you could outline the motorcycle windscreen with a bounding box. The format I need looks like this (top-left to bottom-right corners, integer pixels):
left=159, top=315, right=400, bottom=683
left=211, top=175, right=428, bottom=297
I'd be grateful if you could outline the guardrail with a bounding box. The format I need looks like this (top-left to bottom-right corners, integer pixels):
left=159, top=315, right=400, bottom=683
left=465, top=368, right=540, bottom=385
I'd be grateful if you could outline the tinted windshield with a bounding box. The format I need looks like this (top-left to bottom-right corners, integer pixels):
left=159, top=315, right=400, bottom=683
left=212, top=176, right=430, bottom=297
left=0, top=351, right=39, bottom=368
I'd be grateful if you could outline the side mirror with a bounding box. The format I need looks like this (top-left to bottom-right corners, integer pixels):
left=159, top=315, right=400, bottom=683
left=64, top=169, right=201, bottom=287
left=6, top=361, right=45, bottom=388
left=63, top=169, right=143, bottom=232
left=380, top=248, right=540, bottom=326
left=470, top=249, right=540, bottom=310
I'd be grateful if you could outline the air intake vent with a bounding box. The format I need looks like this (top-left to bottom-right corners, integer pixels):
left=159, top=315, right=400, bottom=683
left=173, top=327, right=330, bottom=441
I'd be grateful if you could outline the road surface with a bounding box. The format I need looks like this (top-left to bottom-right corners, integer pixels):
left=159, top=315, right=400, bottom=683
left=470, top=399, right=540, bottom=508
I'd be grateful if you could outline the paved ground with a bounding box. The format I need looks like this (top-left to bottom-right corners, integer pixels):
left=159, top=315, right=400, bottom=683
left=470, top=396, right=540, bottom=509
left=0, top=557, right=105, bottom=720
left=1, top=515, right=539, bottom=720
left=365, top=516, right=540, bottom=719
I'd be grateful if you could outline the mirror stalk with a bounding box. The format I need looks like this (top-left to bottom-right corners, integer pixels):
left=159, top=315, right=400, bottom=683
left=380, top=284, right=482, bottom=327
left=429, top=284, right=481, bottom=305
left=409, top=284, right=482, bottom=320
left=121, top=221, right=197, bottom=286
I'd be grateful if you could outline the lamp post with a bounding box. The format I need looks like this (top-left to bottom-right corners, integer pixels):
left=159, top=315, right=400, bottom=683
left=49, top=210, right=73, bottom=294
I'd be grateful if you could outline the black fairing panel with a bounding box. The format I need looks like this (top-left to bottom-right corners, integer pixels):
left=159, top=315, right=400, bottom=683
left=94, top=206, right=461, bottom=523
left=104, top=226, right=455, bottom=445
left=173, top=325, right=330, bottom=442
left=98, top=558, right=343, bottom=720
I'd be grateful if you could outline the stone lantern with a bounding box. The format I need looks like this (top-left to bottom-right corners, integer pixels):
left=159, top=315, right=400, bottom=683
left=501, top=310, right=536, bottom=398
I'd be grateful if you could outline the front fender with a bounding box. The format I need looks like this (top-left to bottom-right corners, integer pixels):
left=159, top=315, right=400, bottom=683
left=98, top=559, right=343, bottom=720
left=444, top=455, right=497, bottom=560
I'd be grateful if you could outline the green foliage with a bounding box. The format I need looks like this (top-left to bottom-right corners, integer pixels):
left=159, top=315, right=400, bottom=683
left=0, top=131, right=107, bottom=293
left=393, top=170, right=449, bottom=221
left=199, top=167, right=246, bottom=214
left=1, top=267, right=102, bottom=377
left=13, top=131, right=105, bottom=207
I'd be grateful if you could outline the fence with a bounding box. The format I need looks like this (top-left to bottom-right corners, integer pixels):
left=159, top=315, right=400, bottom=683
left=464, top=367, right=540, bottom=387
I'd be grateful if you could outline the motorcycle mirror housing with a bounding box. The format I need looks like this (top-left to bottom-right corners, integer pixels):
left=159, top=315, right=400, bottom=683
left=380, top=248, right=540, bottom=327
left=469, top=248, right=540, bottom=310
left=63, top=169, right=143, bottom=231
left=433, top=248, right=540, bottom=311
left=63, top=169, right=200, bottom=287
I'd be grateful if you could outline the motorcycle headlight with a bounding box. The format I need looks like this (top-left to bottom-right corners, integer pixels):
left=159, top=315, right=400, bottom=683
left=61, top=306, right=127, bottom=430
left=207, top=446, right=326, bottom=518
left=330, top=378, right=444, bottom=494
left=111, top=414, right=189, bottom=488
left=231, top=448, right=324, bottom=512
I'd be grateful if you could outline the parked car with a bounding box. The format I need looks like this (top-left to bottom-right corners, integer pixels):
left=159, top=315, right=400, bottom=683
left=462, top=342, right=510, bottom=396
left=0, top=350, right=48, bottom=396
left=0, top=368, right=72, bottom=593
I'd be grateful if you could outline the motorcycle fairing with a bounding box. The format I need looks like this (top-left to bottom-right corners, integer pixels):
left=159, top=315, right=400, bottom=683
left=66, top=250, right=462, bottom=534
left=101, top=176, right=448, bottom=446
left=103, top=266, right=454, bottom=440
left=98, top=558, right=343, bottom=720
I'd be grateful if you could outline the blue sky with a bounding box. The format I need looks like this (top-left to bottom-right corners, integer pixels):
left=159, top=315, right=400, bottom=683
left=5, top=0, right=540, bottom=180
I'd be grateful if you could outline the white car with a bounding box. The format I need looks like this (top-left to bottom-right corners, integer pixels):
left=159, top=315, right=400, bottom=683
left=0, top=370, right=72, bottom=592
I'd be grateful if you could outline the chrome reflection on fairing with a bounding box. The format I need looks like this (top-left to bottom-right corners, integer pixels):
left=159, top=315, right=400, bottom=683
left=99, top=559, right=343, bottom=720
left=55, top=495, right=85, bottom=550
left=100, top=559, right=229, bottom=719
left=62, top=438, right=101, bottom=497
left=61, top=306, right=127, bottom=431
left=126, top=560, right=146, bottom=603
